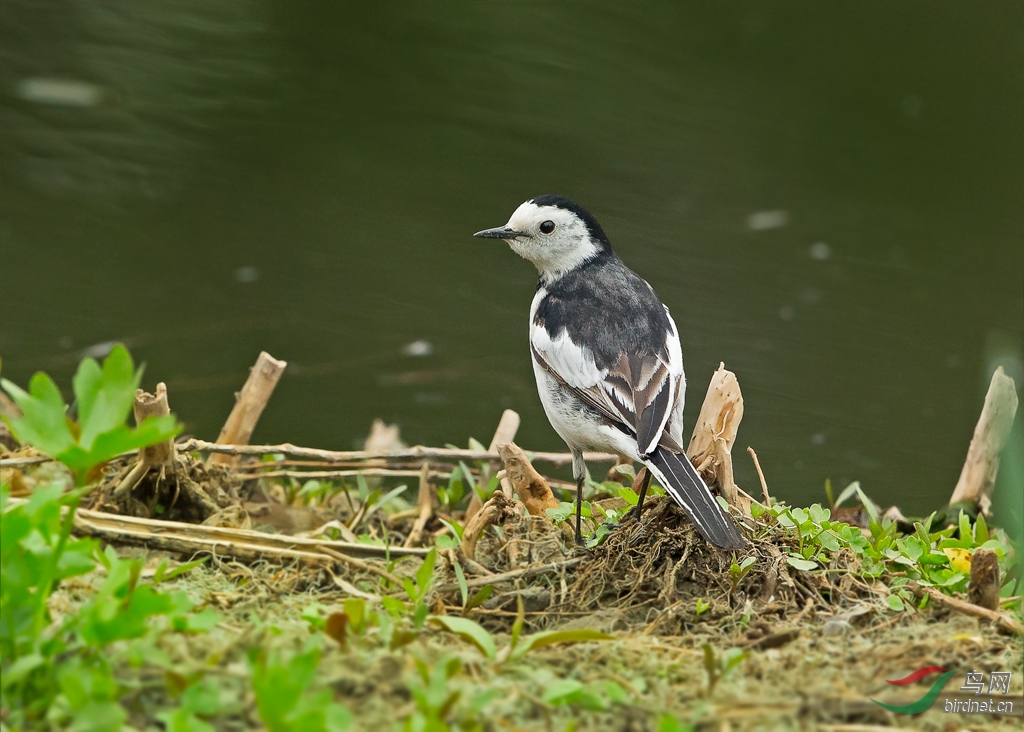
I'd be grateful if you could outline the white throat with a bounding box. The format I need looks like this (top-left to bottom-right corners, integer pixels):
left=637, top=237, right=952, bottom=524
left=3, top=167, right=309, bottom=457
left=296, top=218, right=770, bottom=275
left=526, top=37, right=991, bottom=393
left=516, top=237, right=601, bottom=285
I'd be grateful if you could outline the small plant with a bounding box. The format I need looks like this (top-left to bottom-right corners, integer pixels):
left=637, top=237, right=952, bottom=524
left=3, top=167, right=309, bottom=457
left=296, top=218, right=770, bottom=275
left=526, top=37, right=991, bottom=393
left=155, top=679, right=222, bottom=732
left=701, top=643, right=748, bottom=697
left=1, top=344, right=180, bottom=487
left=546, top=473, right=667, bottom=547
left=750, top=482, right=1019, bottom=608
left=0, top=346, right=213, bottom=729
left=694, top=597, right=710, bottom=622
left=250, top=643, right=352, bottom=732
left=452, top=562, right=495, bottom=616
left=728, top=556, right=757, bottom=597
left=429, top=596, right=613, bottom=665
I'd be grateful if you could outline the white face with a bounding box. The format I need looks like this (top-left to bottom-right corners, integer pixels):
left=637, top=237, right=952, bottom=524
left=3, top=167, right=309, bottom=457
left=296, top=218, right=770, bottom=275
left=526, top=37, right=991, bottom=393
left=503, top=201, right=601, bottom=281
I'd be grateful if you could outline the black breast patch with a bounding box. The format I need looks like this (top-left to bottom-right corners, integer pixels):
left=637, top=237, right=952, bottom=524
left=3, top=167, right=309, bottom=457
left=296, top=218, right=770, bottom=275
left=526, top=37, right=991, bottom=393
left=533, top=253, right=673, bottom=370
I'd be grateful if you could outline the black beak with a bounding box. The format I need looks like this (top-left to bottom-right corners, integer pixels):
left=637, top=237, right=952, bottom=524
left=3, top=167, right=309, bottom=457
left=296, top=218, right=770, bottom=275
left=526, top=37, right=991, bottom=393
left=473, top=226, right=523, bottom=240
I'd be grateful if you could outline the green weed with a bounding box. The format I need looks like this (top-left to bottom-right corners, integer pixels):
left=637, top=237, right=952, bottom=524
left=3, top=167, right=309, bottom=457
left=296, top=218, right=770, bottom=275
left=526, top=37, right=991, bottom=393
left=0, top=346, right=216, bottom=729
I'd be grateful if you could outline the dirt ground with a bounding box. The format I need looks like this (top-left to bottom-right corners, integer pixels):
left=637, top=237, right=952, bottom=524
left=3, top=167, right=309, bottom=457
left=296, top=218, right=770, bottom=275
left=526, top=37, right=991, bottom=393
left=11, top=447, right=1024, bottom=730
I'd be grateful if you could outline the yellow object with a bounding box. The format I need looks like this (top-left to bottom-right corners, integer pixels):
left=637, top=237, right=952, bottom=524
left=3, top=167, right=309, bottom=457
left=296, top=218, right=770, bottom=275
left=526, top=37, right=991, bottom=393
left=943, top=547, right=972, bottom=573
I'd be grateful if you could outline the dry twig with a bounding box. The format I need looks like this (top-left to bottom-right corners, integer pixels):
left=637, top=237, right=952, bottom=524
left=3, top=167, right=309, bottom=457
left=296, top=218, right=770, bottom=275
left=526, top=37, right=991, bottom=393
left=907, top=581, right=1023, bottom=636
left=460, top=492, right=519, bottom=561
left=211, top=351, right=287, bottom=466
left=180, top=438, right=617, bottom=466
left=497, top=442, right=559, bottom=517
left=747, top=446, right=771, bottom=504
left=404, top=463, right=433, bottom=548
left=466, top=409, right=521, bottom=522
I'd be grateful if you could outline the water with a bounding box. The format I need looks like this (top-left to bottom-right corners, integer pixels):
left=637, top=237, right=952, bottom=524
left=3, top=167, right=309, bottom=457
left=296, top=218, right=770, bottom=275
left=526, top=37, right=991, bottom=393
left=2, top=2, right=1022, bottom=515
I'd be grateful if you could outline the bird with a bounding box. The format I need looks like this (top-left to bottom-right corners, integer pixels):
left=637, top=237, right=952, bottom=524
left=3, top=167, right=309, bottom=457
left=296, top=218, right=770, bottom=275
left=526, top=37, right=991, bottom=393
left=474, top=195, right=746, bottom=551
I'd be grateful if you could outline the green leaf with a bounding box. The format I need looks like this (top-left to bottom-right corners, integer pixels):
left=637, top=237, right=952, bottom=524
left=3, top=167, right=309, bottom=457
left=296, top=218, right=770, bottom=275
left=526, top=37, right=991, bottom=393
left=853, top=483, right=879, bottom=523
left=786, top=556, right=818, bottom=571
left=543, top=678, right=584, bottom=704
left=251, top=647, right=323, bottom=728
left=974, top=513, right=989, bottom=544
left=602, top=679, right=630, bottom=704
left=153, top=556, right=210, bottom=584
left=415, top=549, right=437, bottom=597
left=816, top=529, right=841, bottom=552
left=886, top=594, right=906, bottom=612
left=437, top=517, right=464, bottom=541
left=1, top=373, right=76, bottom=457
left=618, top=485, right=639, bottom=506
left=181, top=679, right=221, bottom=716
left=454, top=561, right=468, bottom=608
left=464, top=584, right=494, bottom=613
left=833, top=481, right=860, bottom=508
left=808, top=504, right=830, bottom=524
left=75, top=345, right=142, bottom=451
left=1, top=653, right=45, bottom=687
left=68, top=701, right=128, bottom=732
left=178, top=607, right=222, bottom=633
left=658, top=715, right=694, bottom=732
left=958, top=510, right=973, bottom=544
left=458, top=460, right=477, bottom=494
left=428, top=616, right=497, bottom=660
left=511, top=629, right=614, bottom=660
left=82, top=415, right=180, bottom=466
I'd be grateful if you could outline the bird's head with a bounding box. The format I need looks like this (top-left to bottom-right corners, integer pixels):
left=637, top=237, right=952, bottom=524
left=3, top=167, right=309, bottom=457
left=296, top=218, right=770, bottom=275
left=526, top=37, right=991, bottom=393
left=474, top=195, right=611, bottom=283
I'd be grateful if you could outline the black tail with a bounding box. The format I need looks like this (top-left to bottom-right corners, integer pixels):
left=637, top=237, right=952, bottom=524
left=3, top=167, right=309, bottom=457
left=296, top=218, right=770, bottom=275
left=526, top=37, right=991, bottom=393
left=644, top=447, right=746, bottom=550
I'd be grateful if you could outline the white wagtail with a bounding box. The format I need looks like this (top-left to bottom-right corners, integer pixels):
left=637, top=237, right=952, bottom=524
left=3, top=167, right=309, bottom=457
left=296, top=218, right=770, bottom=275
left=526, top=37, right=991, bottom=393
left=474, top=195, right=746, bottom=550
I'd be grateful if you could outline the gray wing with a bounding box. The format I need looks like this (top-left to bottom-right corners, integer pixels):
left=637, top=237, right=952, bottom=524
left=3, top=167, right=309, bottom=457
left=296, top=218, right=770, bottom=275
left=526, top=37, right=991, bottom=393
left=530, top=311, right=684, bottom=456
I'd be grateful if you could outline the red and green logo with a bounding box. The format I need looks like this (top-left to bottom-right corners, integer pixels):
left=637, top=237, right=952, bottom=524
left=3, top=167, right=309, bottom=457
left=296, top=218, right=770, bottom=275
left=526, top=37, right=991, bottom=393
left=871, top=666, right=959, bottom=715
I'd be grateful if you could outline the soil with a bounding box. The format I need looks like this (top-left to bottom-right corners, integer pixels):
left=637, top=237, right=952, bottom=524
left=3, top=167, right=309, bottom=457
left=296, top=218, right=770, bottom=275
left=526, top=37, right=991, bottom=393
left=9, top=447, right=1024, bottom=729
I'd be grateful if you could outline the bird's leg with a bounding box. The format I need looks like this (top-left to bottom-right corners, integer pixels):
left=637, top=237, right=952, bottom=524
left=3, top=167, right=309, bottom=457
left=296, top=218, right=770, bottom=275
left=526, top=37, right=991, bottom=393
left=574, top=472, right=586, bottom=547
left=633, top=467, right=652, bottom=519
left=572, top=449, right=587, bottom=548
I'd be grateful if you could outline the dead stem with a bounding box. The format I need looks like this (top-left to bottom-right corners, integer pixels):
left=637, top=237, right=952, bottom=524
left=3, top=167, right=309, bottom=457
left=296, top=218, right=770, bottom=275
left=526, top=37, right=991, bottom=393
left=180, top=438, right=618, bottom=466
left=747, top=446, right=770, bottom=504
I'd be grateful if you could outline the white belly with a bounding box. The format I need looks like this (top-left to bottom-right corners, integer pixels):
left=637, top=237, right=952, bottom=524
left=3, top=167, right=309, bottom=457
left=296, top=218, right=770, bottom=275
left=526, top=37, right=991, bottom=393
left=531, top=357, right=641, bottom=460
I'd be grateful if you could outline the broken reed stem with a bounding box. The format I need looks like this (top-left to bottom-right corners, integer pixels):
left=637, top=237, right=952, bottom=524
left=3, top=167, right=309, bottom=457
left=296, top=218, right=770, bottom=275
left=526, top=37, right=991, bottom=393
left=111, top=461, right=148, bottom=500
left=230, top=466, right=579, bottom=493
left=949, top=366, right=1018, bottom=514
left=467, top=410, right=521, bottom=522
left=2, top=497, right=430, bottom=563
left=211, top=351, right=287, bottom=466
left=113, top=383, right=175, bottom=499
left=497, top=442, right=559, bottom=516
left=236, top=468, right=432, bottom=480
left=4, top=439, right=617, bottom=471
left=135, top=382, right=175, bottom=467
left=685, top=363, right=746, bottom=510
left=0, top=456, right=50, bottom=467
left=404, top=463, right=433, bottom=548
left=747, top=446, right=771, bottom=504
left=181, top=438, right=618, bottom=466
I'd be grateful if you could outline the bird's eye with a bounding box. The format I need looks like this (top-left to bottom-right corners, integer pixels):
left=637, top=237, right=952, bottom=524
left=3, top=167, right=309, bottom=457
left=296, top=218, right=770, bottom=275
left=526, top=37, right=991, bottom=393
left=539, top=220, right=555, bottom=234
